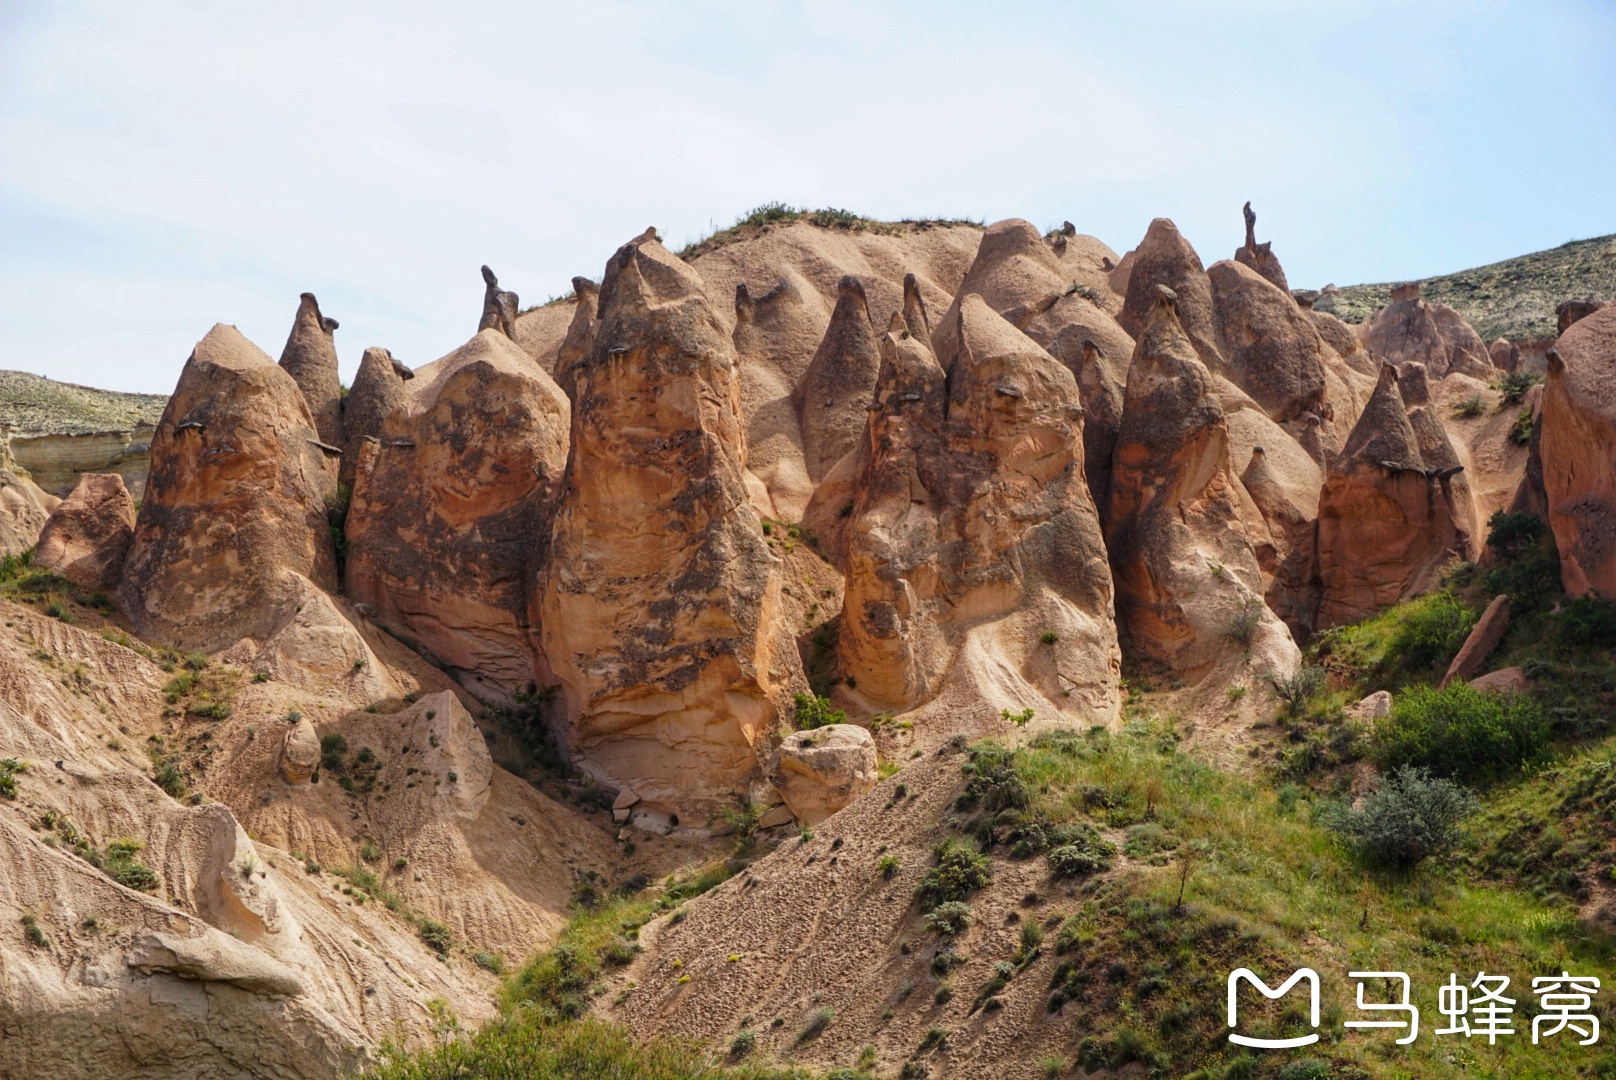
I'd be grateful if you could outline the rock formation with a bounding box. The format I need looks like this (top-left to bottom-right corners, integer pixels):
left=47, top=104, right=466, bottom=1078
left=345, top=328, right=569, bottom=698
left=1489, top=337, right=1521, bottom=372
left=1357, top=282, right=1494, bottom=379
left=278, top=292, right=344, bottom=447
left=1207, top=258, right=1328, bottom=423
left=339, top=346, right=413, bottom=487
left=1556, top=296, right=1607, bottom=335
left=840, top=293, right=1121, bottom=720
left=1118, top=218, right=1222, bottom=369
left=731, top=277, right=818, bottom=519
left=1240, top=445, right=1319, bottom=637
left=1316, top=364, right=1477, bottom=626
left=793, top=276, right=882, bottom=483
left=1541, top=306, right=1616, bottom=597
left=478, top=265, right=519, bottom=339
left=1106, top=286, right=1297, bottom=675
left=1234, top=200, right=1289, bottom=292
left=553, top=276, right=599, bottom=399
left=538, top=230, right=803, bottom=815
left=1308, top=308, right=1378, bottom=377
left=1440, top=594, right=1509, bottom=688
left=766, top=724, right=878, bottom=826
left=33, top=472, right=136, bottom=589
left=120, top=324, right=338, bottom=651
left=0, top=468, right=54, bottom=557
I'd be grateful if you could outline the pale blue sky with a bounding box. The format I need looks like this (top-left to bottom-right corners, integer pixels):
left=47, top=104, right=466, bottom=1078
left=2, top=0, right=1612, bottom=393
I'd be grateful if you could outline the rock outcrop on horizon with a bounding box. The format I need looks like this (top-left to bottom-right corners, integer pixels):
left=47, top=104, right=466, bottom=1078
left=840, top=293, right=1122, bottom=722
left=1106, top=286, right=1298, bottom=675
left=1234, top=200, right=1289, bottom=292
left=538, top=231, right=804, bottom=816
left=1358, top=282, right=1495, bottom=380
left=1316, top=364, right=1477, bottom=626
left=1541, top=305, right=1616, bottom=597
left=119, top=324, right=339, bottom=651
left=278, top=292, right=344, bottom=447
left=34, top=472, right=136, bottom=589
left=344, top=328, right=570, bottom=699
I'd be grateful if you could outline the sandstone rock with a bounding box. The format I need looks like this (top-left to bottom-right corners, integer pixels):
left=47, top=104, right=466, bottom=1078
left=1241, top=446, right=1319, bottom=637
left=1118, top=218, right=1222, bottom=369
left=1541, top=306, right=1616, bottom=597
left=1068, top=338, right=1125, bottom=514
left=1440, top=594, right=1510, bottom=688
left=1396, top=361, right=1432, bottom=406
left=732, top=277, right=818, bottom=519
left=902, top=272, right=934, bottom=348
left=120, top=324, right=338, bottom=651
left=765, top=724, right=878, bottom=826
left=1107, top=286, right=1297, bottom=675
left=33, top=472, right=136, bottom=589
left=794, top=276, right=882, bottom=483
left=345, top=328, right=569, bottom=698
left=840, top=295, right=1122, bottom=719
left=538, top=230, right=804, bottom=813
left=1347, top=690, right=1393, bottom=720
left=278, top=293, right=343, bottom=447
left=1316, top=365, right=1477, bottom=627
left=1557, top=296, right=1607, bottom=335
left=553, top=276, right=599, bottom=399
left=758, top=803, right=795, bottom=829
left=1208, top=259, right=1327, bottom=423
left=478, top=265, right=519, bottom=339
left=1308, top=308, right=1378, bottom=377
left=128, top=931, right=306, bottom=997
left=1505, top=384, right=1547, bottom=517
left=239, top=574, right=398, bottom=703
left=1233, top=200, right=1289, bottom=292
left=1358, top=283, right=1494, bottom=379
left=279, top=713, right=321, bottom=783
left=0, top=468, right=56, bottom=557
left=1469, top=665, right=1529, bottom=695
left=339, top=346, right=412, bottom=487
left=1489, top=337, right=1521, bottom=372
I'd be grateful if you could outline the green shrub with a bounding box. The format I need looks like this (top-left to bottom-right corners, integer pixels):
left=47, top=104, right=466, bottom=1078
left=1510, top=406, right=1535, bottom=445
left=1328, top=766, right=1479, bottom=870
left=797, top=1006, right=835, bottom=1042
left=1374, top=684, right=1550, bottom=784
left=320, top=733, right=349, bottom=772
left=915, top=839, right=991, bottom=913
left=1219, top=600, right=1264, bottom=647
left=152, top=759, right=186, bottom=798
left=1495, top=369, right=1543, bottom=404
left=1386, top=592, right=1476, bottom=677
left=1454, top=393, right=1487, bottom=418
left=1485, top=555, right=1561, bottom=611
left=1486, top=510, right=1549, bottom=560
left=1263, top=665, right=1326, bottom=717
left=472, top=951, right=505, bottom=974
left=792, top=692, right=844, bottom=730
left=1048, top=828, right=1117, bottom=877
left=878, top=854, right=899, bottom=880
left=0, top=757, right=24, bottom=799
left=419, top=919, right=453, bottom=954
left=1561, top=596, right=1616, bottom=647
left=922, top=901, right=975, bottom=937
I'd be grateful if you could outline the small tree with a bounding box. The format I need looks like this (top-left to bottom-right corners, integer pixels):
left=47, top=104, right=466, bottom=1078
left=1327, top=766, right=1478, bottom=871
left=1264, top=665, right=1326, bottom=717
left=1173, top=840, right=1209, bottom=911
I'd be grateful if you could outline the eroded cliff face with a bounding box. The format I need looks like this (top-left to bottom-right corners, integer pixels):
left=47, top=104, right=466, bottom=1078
left=344, top=329, right=570, bottom=700
left=119, top=324, right=339, bottom=652
left=538, top=231, right=804, bottom=816
left=1542, top=306, right=1616, bottom=597
left=278, top=293, right=344, bottom=448
left=839, top=294, right=1121, bottom=724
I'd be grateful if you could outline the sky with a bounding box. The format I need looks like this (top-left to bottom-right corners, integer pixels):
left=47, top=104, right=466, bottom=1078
left=1, top=0, right=1613, bottom=394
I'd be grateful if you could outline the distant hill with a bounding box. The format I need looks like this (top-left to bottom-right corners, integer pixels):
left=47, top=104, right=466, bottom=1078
left=0, top=370, right=167, bottom=437
left=1330, top=233, right=1616, bottom=342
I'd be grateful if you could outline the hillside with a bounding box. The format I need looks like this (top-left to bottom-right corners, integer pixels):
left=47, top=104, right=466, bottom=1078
left=1330, top=233, right=1616, bottom=341
left=0, top=370, right=167, bottom=437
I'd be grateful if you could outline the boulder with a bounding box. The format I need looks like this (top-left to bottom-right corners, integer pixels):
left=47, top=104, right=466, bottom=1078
left=33, top=472, right=136, bottom=589
left=1489, top=337, right=1521, bottom=372
left=1316, top=365, right=1477, bottom=627
left=1208, top=259, right=1328, bottom=423
left=839, top=295, right=1122, bottom=720
left=120, top=324, right=338, bottom=651
left=1118, top=218, right=1222, bottom=369
left=345, top=328, right=569, bottom=698
left=793, top=276, right=882, bottom=483
left=1346, top=690, right=1393, bottom=720
left=278, top=293, right=343, bottom=447
left=1469, top=666, right=1529, bottom=695
left=537, top=230, right=805, bottom=813
left=339, top=346, right=412, bottom=487
left=766, top=724, right=878, bottom=826
left=1557, top=296, right=1607, bottom=335
left=1440, top=594, right=1510, bottom=688
left=1105, top=285, right=1297, bottom=676
left=0, top=468, right=54, bottom=557
left=1541, top=306, right=1616, bottom=597
left=1233, top=200, right=1289, bottom=292
left=1357, top=283, right=1494, bottom=379
left=279, top=713, right=321, bottom=784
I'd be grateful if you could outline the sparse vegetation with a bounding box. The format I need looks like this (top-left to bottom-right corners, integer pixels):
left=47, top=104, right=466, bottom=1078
left=1325, top=766, right=1479, bottom=871
left=418, top=919, right=453, bottom=955
left=676, top=202, right=980, bottom=260
left=0, top=757, right=25, bottom=799
left=1262, top=664, right=1326, bottom=717
left=791, top=691, right=844, bottom=730
left=1453, top=392, right=1488, bottom=418
left=1373, top=683, right=1550, bottom=784
left=914, top=839, right=992, bottom=913
left=921, top=901, right=974, bottom=938
left=1218, top=599, right=1264, bottom=647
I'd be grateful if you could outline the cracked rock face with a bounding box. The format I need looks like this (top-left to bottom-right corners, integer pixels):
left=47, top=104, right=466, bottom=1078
left=120, top=324, right=338, bottom=652
left=344, top=328, right=570, bottom=700
left=1316, top=364, right=1477, bottom=627
left=1542, top=306, right=1616, bottom=598
left=839, top=293, right=1121, bottom=723
left=537, top=231, right=804, bottom=815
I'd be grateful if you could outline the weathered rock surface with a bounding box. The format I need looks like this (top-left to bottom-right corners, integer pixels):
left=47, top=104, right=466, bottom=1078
left=345, top=328, right=569, bottom=698
left=1490, top=337, right=1521, bottom=372
left=34, top=471, right=136, bottom=589
left=1240, top=445, right=1319, bottom=638
left=732, top=277, right=819, bottom=519
left=279, top=711, right=321, bottom=783
left=1557, top=296, right=1607, bottom=335
left=766, top=724, right=878, bottom=826
left=119, top=324, right=338, bottom=652
left=1309, top=308, right=1378, bottom=376
left=339, top=346, right=412, bottom=486
left=553, top=276, right=599, bottom=399
left=1106, top=287, right=1298, bottom=676
left=1233, top=200, right=1289, bottom=292
left=841, top=294, right=1122, bottom=720
left=1358, top=282, right=1494, bottom=379
left=793, top=275, right=882, bottom=483
left=1316, top=364, right=1477, bottom=627
left=227, top=573, right=398, bottom=704
left=278, top=293, right=343, bottom=447
left=478, top=265, right=519, bottom=339
left=1470, top=665, right=1529, bottom=695
left=1541, top=306, right=1616, bottom=597
left=0, top=467, right=55, bottom=556
left=1208, top=259, right=1328, bottom=423
left=1441, top=594, right=1509, bottom=688
left=1118, top=218, right=1222, bottom=369
left=538, top=231, right=804, bottom=813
